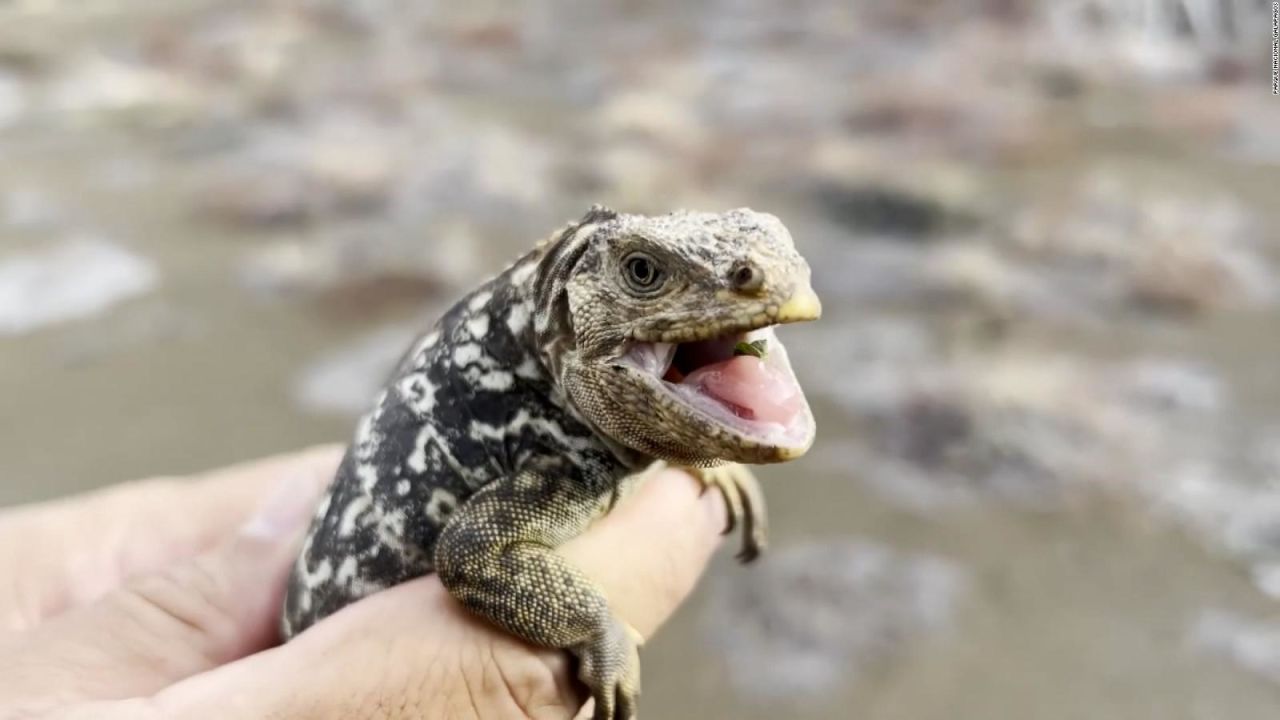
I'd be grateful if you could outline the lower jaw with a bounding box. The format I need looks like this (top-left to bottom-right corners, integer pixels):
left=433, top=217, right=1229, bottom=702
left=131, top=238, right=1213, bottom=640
left=641, top=392, right=813, bottom=467
left=697, top=432, right=814, bottom=464
left=662, top=385, right=814, bottom=451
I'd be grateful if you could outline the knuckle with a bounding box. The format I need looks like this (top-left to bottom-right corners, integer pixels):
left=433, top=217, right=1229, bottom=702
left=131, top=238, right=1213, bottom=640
left=488, top=641, right=578, bottom=720
left=119, top=553, right=241, bottom=665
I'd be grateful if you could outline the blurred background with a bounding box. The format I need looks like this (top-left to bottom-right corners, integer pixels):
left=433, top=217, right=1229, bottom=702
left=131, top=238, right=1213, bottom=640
left=2, top=0, right=1279, bottom=717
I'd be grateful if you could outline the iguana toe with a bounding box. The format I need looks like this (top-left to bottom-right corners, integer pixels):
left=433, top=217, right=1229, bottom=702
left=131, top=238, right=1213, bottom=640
left=577, top=619, right=641, bottom=720
left=691, top=463, right=768, bottom=562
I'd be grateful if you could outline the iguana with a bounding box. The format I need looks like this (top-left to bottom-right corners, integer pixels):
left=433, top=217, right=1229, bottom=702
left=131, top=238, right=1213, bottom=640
left=282, top=206, right=820, bottom=719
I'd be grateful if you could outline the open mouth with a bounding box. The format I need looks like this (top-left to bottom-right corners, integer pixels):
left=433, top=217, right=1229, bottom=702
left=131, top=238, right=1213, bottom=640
left=619, top=325, right=814, bottom=449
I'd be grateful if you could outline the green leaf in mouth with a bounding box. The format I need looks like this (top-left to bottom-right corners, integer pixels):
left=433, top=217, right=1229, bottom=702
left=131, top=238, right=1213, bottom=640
left=733, top=339, right=768, bottom=359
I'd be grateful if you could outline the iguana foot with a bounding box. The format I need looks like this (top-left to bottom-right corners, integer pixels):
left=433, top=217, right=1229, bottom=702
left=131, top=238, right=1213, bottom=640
left=576, top=619, right=642, bottom=720
left=690, top=463, right=768, bottom=562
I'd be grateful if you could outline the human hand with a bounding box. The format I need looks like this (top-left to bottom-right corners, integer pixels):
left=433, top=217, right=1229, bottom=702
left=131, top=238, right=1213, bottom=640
left=0, top=446, right=726, bottom=719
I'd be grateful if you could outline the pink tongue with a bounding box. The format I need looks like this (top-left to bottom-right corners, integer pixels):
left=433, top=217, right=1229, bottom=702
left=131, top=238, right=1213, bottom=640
left=683, top=355, right=805, bottom=425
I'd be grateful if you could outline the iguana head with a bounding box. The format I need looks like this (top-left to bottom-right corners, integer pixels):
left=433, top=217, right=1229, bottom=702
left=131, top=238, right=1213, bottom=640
left=535, top=206, right=820, bottom=466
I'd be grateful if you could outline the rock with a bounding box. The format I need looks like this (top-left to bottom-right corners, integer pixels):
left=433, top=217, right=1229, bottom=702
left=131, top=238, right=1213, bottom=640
left=0, top=31, right=56, bottom=74
left=1113, top=405, right=1280, bottom=603
left=93, top=156, right=156, bottom=192
left=1224, top=95, right=1280, bottom=165
left=47, top=54, right=203, bottom=127
left=1220, top=494, right=1280, bottom=564
left=200, top=109, right=558, bottom=241
left=297, top=0, right=434, bottom=33
left=1112, top=358, right=1224, bottom=416
left=304, top=131, right=396, bottom=211
left=885, top=358, right=1157, bottom=508
left=381, top=119, right=561, bottom=259
left=1127, top=200, right=1274, bottom=314
left=838, top=20, right=1065, bottom=160
left=292, top=324, right=421, bottom=416
left=0, top=70, right=26, bottom=128
left=811, top=182, right=959, bottom=239
left=1251, top=428, right=1280, bottom=483
left=800, top=328, right=1228, bottom=510
left=1008, top=171, right=1275, bottom=317
left=704, top=539, right=966, bottom=703
left=1142, top=87, right=1250, bottom=145
left=167, top=7, right=307, bottom=90
left=594, top=85, right=707, bottom=153
left=197, top=115, right=400, bottom=228
left=52, top=302, right=197, bottom=368
left=1252, top=564, right=1280, bottom=601
left=2, top=188, right=66, bottom=230
left=804, top=139, right=990, bottom=239
left=200, top=167, right=311, bottom=228
left=237, top=221, right=475, bottom=300
left=1042, top=0, right=1267, bottom=84
left=0, top=237, right=158, bottom=336
left=920, top=241, right=1034, bottom=318
left=580, top=73, right=714, bottom=210
left=589, top=144, right=700, bottom=212
left=431, top=120, right=557, bottom=212
left=1192, top=610, right=1280, bottom=684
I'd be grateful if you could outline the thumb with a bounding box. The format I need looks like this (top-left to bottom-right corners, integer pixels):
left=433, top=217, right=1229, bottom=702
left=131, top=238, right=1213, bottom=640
left=0, top=469, right=327, bottom=711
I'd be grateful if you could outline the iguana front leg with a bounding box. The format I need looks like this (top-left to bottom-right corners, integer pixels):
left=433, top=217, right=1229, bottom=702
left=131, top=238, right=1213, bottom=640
left=434, top=469, right=640, bottom=720
left=689, top=463, right=768, bottom=562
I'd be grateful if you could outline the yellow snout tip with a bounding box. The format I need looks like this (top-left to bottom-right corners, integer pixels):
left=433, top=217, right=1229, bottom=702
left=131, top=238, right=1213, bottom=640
left=774, top=445, right=810, bottom=461
left=775, top=287, right=822, bottom=323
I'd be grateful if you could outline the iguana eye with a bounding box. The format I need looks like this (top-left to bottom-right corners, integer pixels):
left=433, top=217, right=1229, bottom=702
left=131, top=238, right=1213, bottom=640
left=622, top=253, right=665, bottom=294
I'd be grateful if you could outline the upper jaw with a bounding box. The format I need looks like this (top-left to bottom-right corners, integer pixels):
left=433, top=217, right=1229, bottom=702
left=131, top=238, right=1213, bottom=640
left=617, top=324, right=778, bottom=378
left=628, top=286, right=822, bottom=344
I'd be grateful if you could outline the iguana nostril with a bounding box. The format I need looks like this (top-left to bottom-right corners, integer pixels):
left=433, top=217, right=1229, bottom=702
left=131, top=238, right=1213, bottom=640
left=730, top=262, right=765, bottom=294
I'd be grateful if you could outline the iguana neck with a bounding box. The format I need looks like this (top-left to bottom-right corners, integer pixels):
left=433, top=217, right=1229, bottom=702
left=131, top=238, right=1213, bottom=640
left=508, top=214, right=653, bottom=472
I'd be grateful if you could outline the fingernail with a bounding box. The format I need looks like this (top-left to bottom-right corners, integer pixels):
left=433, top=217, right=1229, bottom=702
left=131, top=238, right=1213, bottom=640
left=239, top=474, right=324, bottom=540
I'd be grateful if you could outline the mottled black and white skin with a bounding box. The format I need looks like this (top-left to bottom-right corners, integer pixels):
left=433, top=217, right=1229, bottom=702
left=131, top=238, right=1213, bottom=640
left=283, top=206, right=821, bottom=720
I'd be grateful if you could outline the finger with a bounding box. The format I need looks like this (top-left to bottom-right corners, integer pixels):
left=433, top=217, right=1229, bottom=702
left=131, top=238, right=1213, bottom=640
left=0, top=445, right=342, bottom=632
left=313, top=467, right=723, bottom=645
left=0, top=462, right=332, bottom=710
left=140, top=469, right=726, bottom=720
left=562, top=468, right=727, bottom=639
left=144, top=582, right=552, bottom=720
